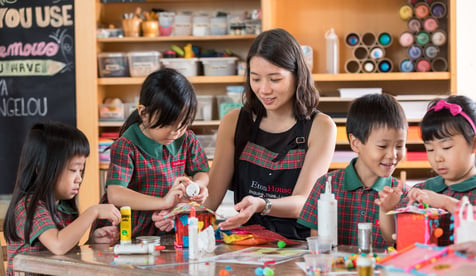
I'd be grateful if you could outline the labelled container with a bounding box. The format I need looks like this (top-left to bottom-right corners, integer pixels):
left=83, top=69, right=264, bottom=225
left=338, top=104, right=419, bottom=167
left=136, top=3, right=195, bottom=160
left=159, top=12, right=175, bottom=36
left=193, top=15, right=210, bottom=36
left=98, top=52, right=129, bottom=77
left=200, top=57, right=238, bottom=76
left=216, top=95, right=243, bottom=119
left=344, top=59, right=361, bottom=73
left=174, top=14, right=192, bottom=36
left=127, top=51, right=160, bottom=77
left=160, top=58, right=199, bottom=76
left=99, top=103, right=125, bottom=120
left=210, top=16, right=228, bottom=35
left=345, top=33, right=360, bottom=47
left=196, top=95, right=213, bottom=121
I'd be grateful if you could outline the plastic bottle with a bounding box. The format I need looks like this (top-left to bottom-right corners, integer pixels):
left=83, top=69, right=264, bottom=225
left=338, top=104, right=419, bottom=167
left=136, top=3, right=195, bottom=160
left=317, top=176, right=338, bottom=247
left=325, top=28, right=339, bottom=74
left=188, top=207, right=199, bottom=260
left=120, top=206, right=132, bottom=244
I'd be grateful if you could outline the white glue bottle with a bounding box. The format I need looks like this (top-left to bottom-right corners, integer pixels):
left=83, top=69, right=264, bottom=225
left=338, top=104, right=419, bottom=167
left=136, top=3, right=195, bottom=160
left=325, top=28, right=339, bottom=74
left=318, top=176, right=338, bottom=247
left=188, top=207, right=199, bottom=260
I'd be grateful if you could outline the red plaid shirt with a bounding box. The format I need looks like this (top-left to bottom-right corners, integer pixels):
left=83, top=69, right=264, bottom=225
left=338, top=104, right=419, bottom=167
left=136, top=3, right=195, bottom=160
left=298, top=158, right=407, bottom=249
left=406, top=175, right=476, bottom=246
left=93, top=123, right=209, bottom=237
left=6, top=197, right=76, bottom=275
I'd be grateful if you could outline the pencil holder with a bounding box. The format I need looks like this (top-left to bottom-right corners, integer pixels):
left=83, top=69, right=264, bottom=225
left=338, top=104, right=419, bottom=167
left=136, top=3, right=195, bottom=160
left=141, top=20, right=159, bottom=37
left=122, top=18, right=141, bottom=37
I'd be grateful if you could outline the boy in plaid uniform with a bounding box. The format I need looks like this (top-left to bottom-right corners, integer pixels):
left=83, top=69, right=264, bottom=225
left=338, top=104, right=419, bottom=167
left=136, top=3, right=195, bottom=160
left=381, top=95, right=476, bottom=246
left=298, top=94, right=408, bottom=249
left=92, top=69, right=209, bottom=237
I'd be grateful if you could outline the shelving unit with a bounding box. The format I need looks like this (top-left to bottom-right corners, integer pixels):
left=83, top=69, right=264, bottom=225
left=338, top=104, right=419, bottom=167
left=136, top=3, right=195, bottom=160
left=80, top=0, right=456, bottom=208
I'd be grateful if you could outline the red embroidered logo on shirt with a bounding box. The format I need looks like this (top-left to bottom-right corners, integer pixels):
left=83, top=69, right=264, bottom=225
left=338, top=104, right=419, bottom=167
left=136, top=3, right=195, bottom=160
left=172, top=160, right=186, bottom=167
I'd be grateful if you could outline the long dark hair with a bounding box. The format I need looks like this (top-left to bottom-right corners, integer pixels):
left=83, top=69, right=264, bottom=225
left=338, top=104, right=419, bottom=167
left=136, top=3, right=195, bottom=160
left=3, top=122, right=90, bottom=243
left=243, top=28, right=318, bottom=120
left=119, top=68, right=197, bottom=136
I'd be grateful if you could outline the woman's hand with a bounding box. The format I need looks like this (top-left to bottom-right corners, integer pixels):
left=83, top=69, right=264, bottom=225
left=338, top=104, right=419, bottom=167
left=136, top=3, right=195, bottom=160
left=152, top=209, right=175, bottom=232
left=92, top=226, right=119, bottom=244
left=218, top=195, right=264, bottom=230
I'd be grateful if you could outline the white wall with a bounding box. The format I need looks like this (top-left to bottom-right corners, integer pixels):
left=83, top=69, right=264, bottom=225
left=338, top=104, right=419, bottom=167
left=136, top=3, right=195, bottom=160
left=457, top=0, right=476, bottom=100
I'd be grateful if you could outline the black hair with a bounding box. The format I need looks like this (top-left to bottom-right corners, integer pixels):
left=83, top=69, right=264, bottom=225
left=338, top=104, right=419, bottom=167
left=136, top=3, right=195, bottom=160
left=4, top=121, right=89, bottom=243
left=243, top=28, right=318, bottom=120
left=119, top=68, right=197, bottom=136
left=347, top=93, right=408, bottom=143
left=421, top=95, right=476, bottom=144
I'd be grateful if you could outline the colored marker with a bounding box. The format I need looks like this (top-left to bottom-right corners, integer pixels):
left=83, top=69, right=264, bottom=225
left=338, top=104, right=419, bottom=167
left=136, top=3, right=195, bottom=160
left=415, top=32, right=430, bottom=46
left=408, top=45, right=423, bottom=59
left=400, top=59, right=414, bottom=72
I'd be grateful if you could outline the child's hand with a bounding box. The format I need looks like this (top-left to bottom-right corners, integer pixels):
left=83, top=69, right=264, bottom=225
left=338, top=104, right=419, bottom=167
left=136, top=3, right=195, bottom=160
left=218, top=195, right=261, bottom=230
left=375, top=180, right=404, bottom=212
left=189, top=182, right=208, bottom=204
left=92, top=226, right=119, bottom=244
left=407, top=188, right=457, bottom=211
left=450, top=241, right=476, bottom=255
left=152, top=209, right=175, bottom=232
left=96, top=204, right=121, bottom=225
left=162, top=181, right=185, bottom=209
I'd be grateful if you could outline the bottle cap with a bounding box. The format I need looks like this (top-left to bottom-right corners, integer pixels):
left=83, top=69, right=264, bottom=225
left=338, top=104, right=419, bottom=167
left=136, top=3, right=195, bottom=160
left=320, top=176, right=335, bottom=200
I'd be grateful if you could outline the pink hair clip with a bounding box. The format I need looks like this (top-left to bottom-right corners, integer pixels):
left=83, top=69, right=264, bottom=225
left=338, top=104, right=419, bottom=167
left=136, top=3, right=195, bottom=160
left=428, top=99, right=476, bottom=133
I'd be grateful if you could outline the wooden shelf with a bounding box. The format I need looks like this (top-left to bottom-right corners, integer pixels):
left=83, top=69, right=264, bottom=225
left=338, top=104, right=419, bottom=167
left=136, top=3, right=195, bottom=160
left=330, top=160, right=431, bottom=170
left=99, top=120, right=221, bottom=127
left=98, top=75, right=246, bottom=85
left=97, top=35, right=258, bottom=43
left=312, top=72, right=450, bottom=82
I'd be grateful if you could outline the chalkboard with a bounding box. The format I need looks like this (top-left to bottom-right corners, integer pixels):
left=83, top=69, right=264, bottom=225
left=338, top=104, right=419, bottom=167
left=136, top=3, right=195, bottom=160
left=0, top=0, right=76, bottom=195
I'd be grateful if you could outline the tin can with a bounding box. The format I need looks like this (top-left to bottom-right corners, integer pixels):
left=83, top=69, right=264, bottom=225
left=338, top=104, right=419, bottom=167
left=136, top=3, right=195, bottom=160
left=358, top=222, right=372, bottom=253
left=120, top=206, right=132, bottom=244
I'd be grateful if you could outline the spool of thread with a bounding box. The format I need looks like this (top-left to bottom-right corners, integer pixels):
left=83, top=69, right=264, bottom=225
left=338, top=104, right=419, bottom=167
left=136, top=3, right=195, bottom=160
left=399, top=4, right=413, bottom=20
left=345, top=33, right=361, bottom=47
left=377, top=58, right=393, bottom=73
left=400, top=59, right=415, bottom=72
left=431, top=57, right=448, bottom=72
left=369, top=46, right=385, bottom=59
left=362, top=59, right=377, bottom=73
left=353, top=46, right=369, bottom=60
left=416, top=58, right=431, bottom=72
left=399, top=31, right=415, bottom=47
left=407, top=18, right=422, bottom=33
left=431, top=2, right=447, bottom=18
left=423, top=44, right=439, bottom=59
left=361, top=32, right=376, bottom=47
left=345, top=59, right=361, bottom=73
left=423, top=17, right=439, bottom=32
left=377, top=32, right=392, bottom=47
left=408, top=44, right=423, bottom=59
left=431, top=30, right=447, bottom=46
left=415, top=2, right=430, bottom=18
left=415, top=31, right=430, bottom=46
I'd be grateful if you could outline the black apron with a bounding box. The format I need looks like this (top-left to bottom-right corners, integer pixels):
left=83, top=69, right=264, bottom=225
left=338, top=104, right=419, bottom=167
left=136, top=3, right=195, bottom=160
left=232, top=109, right=314, bottom=240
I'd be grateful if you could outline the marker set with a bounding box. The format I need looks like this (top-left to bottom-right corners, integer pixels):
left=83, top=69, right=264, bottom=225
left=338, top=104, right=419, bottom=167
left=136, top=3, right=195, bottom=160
left=344, top=32, right=393, bottom=74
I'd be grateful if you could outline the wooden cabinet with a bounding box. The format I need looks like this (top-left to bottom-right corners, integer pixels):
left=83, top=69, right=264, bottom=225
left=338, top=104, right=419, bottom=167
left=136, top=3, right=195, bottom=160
left=77, top=0, right=456, bottom=210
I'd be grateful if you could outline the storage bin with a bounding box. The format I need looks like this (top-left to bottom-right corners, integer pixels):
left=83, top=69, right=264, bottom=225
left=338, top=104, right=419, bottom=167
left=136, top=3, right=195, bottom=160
left=160, top=58, right=199, bottom=77
left=192, top=15, right=210, bottom=36
left=216, top=95, right=242, bottom=119
left=200, top=57, right=238, bottom=76
left=174, top=14, right=192, bottom=36
left=196, top=95, right=213, bottom=121
left=99, top=103, right=124, bottom=120
left=196, top=134, right=216, bottom=159
left=210, top=16, right=227, bottom=35
left=127, top=51, right=160, bottom=77
left=97, top=53, right=129, bottom=77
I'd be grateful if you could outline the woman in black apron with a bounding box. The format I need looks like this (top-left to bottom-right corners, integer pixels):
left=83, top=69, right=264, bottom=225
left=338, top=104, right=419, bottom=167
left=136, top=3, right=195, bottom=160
left=205, top=28, right=337, bottom=240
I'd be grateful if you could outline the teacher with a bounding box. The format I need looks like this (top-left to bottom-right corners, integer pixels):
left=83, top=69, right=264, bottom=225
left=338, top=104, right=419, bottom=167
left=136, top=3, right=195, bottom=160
left=205, top=28, right=336, bottom=240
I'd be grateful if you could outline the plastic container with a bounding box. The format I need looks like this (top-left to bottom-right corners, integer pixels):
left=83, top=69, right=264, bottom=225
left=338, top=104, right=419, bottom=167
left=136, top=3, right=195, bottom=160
left=188, top=208, right=199, bottom=259
left=160, top=58, right=199, bottom=77
left=174, top=14, right=192, bottom=36
left=200, top=57, right=237, bottom=76
left=192, top=15, right=210, bottom=36
left=159, top=12, right=175, bottom=36
left=216, top=95, right=242, bottom=119
left=127, top=51, right=160, bottom=77
left=210, top=16, right=227, bottom=35
left=317, top=176, right=338, bottom=247
left=99, top=103, right=124, bottom=120
left=196, top=134, right=216, bottom=158
left=325, top=28, right=339, bottom=74
left=97, top=53, right=129, bottom=77
left=196, top=95, right=213, bottom=121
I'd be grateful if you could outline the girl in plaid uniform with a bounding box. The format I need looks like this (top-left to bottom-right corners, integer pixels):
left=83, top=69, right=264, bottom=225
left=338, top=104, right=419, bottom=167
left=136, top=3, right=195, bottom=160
left=403, top=95, right=476, bottom=245
left=3, top=122, right=121, bottom=275
left=204, top=28, right=337, bottom=240
left=95, top=68, right=209, bottom=237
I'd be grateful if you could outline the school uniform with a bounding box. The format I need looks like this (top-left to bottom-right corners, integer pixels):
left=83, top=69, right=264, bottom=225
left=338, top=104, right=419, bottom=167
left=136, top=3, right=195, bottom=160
left=7, top=198, right=76, bottom=275
left=232, top=109, right=315, bottom=240
left=94, top=123, right=209, bottom=237
left=298, top=158, right=406, bottom=249
left=409, top=175, right=476, bottom=246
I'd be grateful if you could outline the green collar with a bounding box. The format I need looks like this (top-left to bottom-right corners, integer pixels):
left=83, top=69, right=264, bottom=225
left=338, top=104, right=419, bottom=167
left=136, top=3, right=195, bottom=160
left=424, top=175, right=476, bottom=192
left=123, top=123, right=185, bottom=159
left=57, top=200, right=77, bottom=215
left=343, top=158, right=393, bottom=192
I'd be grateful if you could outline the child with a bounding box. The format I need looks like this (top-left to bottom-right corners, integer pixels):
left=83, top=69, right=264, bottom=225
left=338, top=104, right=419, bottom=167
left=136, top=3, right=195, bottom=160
left=3, top=122, right=121, bottom=275
left=400, top=95, right=476, bottom=245
left=94, top=68, right=210, bottom=237
left=298, top=93, right=408, bottom=248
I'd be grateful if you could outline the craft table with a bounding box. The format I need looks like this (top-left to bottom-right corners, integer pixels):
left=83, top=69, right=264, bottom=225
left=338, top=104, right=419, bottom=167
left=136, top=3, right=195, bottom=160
left=13, top=242, right=309, bottom=275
